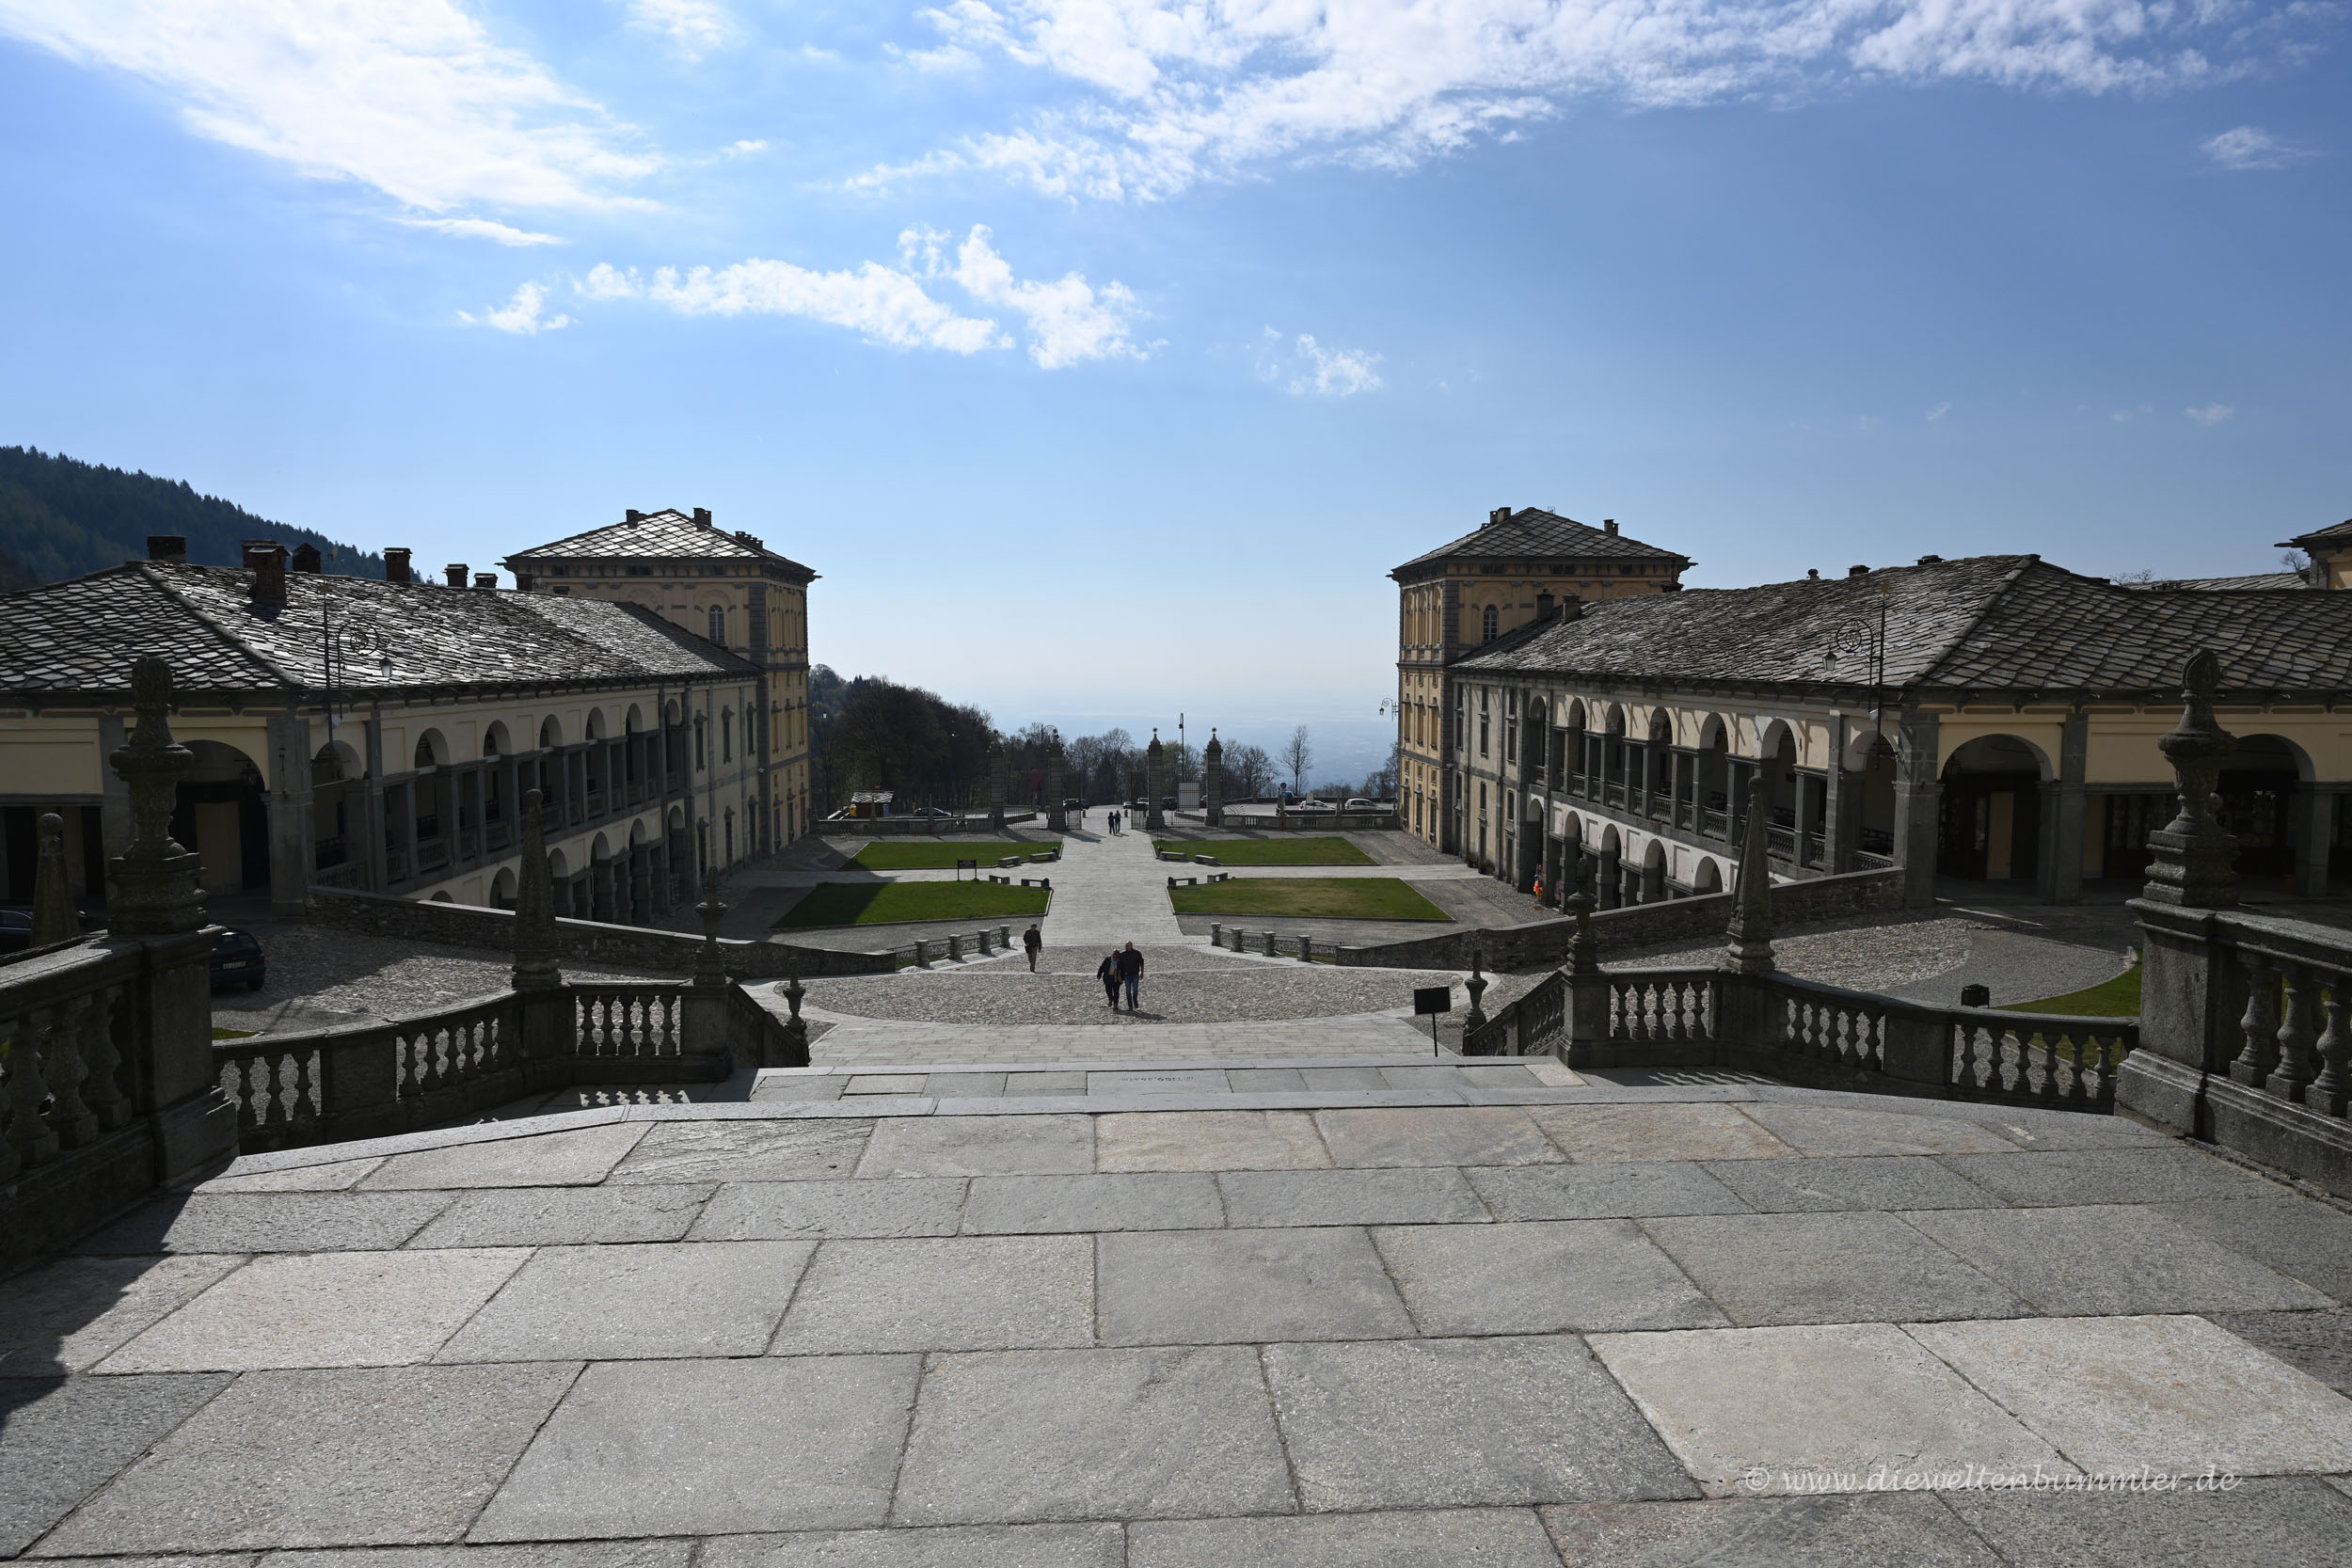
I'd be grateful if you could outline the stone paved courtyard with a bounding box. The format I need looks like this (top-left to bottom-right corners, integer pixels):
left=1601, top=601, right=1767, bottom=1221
left=5, top=1082, right=2351, bottom=1565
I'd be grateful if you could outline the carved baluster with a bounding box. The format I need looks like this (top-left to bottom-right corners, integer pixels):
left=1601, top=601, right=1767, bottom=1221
left=6, top=1008, right=59, bottom=1168
left=78, top=986, right=128, bottom=1131
left=2308, top=981, right=2349, bottom=1117
left=41, top=1001, right=97, bottom=1148
left=226, top=1056, right=256, bottom=1133
left=2232, top=953, right=2279, bottom=1085
left=262, top=1053, right=292, bottom=1132
left=0, top=1007, right=20, bottom=1182
left=2268, top=960, right=2318, bottom=1102
left=290, top=1049, right=316, bottom=1126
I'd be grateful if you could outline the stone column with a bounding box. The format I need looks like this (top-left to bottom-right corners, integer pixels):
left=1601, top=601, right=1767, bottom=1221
left=264, top=711, right=313, bottom=915
left=361, top=707, right=389, bottom=892
left=2295, top=785, right=2335, bottom=899
left=1824, top=716, right=1860, bottom=874
left=650, top=840, right=672, bottom=915
left=1045, top=744, right=1067, bottom=832
left=591, top=856, right=614, bottom=923
left=1597, top=842, right=1621, bottom=910
left=2045, top=711, right=2090, bottom=904
left=629, top=843, right=654, bottom=925
left=1891, top=708, right=1941, bottom=909
left=988, top=741, right=1007, bottom=831
left=29, top=813, right=78, bottom=945
left=1145, top=731, right=1166, bottom=831
left=1202, top=732, right=1224, bottom=828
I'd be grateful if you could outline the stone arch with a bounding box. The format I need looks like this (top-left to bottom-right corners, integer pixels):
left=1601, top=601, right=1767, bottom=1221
left=625, top=704, right=645, bottom=735
left=430, top=890, right=453, bottom=903
left=490, top=864, right=517, bottom=911
left=1938, top=734, right=2054, bottom=884
left=1640, top=836, right=1668, bottom=902
left=177, top=738, right=270, bottom=895
left=539, top=714, right=564, bottom=751
left=591, top=831, right=612, bottom=863
left=2222, top=734, right=2311, bottom=885
left=412, top=728, right=451, bottom=768
left=1692, top=857, right=1724, bottom=895
left=483, top=721, right=512, bottom=758
left=586, top=708, right=609, bottom=741
left=310, top=738, right=364, bottom=877
left=629, top=818, right=649, bottom=846
left=1754, top=716, right=1797, bottom=763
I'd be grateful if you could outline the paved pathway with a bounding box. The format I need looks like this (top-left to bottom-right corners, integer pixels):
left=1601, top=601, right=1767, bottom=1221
left=794, top=1016, right=1442, bottom=1067
left=1041, top=826, right=1186, bottom=947
left=11, top=1088, right=2350, bottom=1564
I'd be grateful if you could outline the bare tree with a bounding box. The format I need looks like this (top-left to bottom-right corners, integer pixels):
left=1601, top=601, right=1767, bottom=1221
left=1224, top=742, right=1274, bottom=799
left=1281, top=724, right=1313, bottom=796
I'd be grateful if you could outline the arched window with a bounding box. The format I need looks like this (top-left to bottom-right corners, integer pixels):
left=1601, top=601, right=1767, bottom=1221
left=707, top=607, right=726, bottom=644
left=1481, top=605, right=1499, bottom=642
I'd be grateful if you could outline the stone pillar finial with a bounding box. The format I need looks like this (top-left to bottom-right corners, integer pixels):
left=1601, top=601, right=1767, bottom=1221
left=2141, top=649, right=2241, bottom=909
left=988, top=739, right=1007, bottom=832
left=1563, top=858, right=1597, bottom=978
left=511, top=787, right=563, bottom=991
left=1723, top=793, right=1776, bottom=974
left=1464, top=949, right=1488, bottom=1030
left=780, top=958, right=809, bottom=1058
left=692, top=867, right=730, bottom=987
left=1044, top=742, right=1067, bottom=832
left=1145, top=730, right=1167, bottom=831
left=1202, top=729, right=1224, bottom=829
left=105, top=656, right=205, bottom=936
left=30, top=812, right=79, bottom=947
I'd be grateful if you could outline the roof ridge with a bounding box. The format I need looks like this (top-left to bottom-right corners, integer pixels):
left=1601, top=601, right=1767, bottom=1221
left=1910, top=556, right=2055, bottom=690
left=137, top=563, right=302, bottom=691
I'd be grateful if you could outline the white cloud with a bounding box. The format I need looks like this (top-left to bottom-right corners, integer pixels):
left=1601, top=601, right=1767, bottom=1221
left=904, top=225, right=1144, bottom=367
left=462, top=281, right=571, bottom=334
left=2201, top=125, right=2309, bottom=170
left=625, top=0, right=732, bottom=57
left=866, top=1, right=2318, bottom=202
left=722, top=138, right=768, bottom=156
left=2186, top=403, right=2235, bottom=425
left=400, top=214, right=563, bottom=245
left=1261, top=327, right=1383, bottom=397
left=579, top=227, right=1142, bottom=366
left=1926, top=401, right=1951, bottom=420
left=0, top=0, right=658, bottom=215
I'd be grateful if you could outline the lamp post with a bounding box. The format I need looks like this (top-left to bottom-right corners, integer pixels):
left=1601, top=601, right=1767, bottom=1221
left=1823, top=583, right=1895, bottom=745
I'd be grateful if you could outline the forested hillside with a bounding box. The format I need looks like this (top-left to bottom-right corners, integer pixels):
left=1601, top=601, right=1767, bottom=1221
left=0, top=446, right=382, bottom=591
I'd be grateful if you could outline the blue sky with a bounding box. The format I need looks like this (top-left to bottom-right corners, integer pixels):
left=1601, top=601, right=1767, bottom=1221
left=1, top=1, right=2345, bottom=775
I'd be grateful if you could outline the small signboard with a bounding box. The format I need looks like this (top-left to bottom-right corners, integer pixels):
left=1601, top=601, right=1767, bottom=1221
left=1412, top=985, right=1452, bottom=1055
left=955, top=858, right=977, bottom=881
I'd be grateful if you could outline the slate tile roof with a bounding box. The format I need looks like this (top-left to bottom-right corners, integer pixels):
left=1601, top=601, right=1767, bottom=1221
left=0, top=563, right=759, bottom=704
left=2281, top=518, right=2352, bottom=549
left=503, top=509, right=817, bottom=579
left=2122, top=572, right=2309, bottom=592
left=1392, top=508, right=1690, bottom=575
left=1455, top=555, right=2352, bottom=700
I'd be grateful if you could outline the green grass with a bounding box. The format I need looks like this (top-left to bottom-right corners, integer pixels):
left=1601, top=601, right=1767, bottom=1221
left=1999, top=965, right=2142, bottom=1019
left=848, top=840, right=1060, bottom=870
left=1168, top=876, right=1450, bottom=922
left=212, top=1026, right=257, bottom=1040
left=1152, top=836, right=1374, bottom=866
left=772, top=880, right=1050, bottom=928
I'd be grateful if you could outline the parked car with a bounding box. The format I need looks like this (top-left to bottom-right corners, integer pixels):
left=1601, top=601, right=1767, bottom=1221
left=1343, top=798, right=1376, bottom=811
left=0, top=904, right=101, bottom=955
left=1288, top=799, right=1337, bottom=813
left=1061, top=798, right=1087, bottom=812
left=210, top=928, right=266, bottom=991
left=1162, top=796, right=1178, bottom=812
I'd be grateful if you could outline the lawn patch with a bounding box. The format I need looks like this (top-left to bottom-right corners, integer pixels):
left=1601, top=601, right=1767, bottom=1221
left=773, top=880, right=1050, bottom=928
left=1168, top=877, right=1450, bottom=922
left=1152, top=836, right=1374, bottom=866
left=2000, top=964, right=2141, bottom=1019
left=848, top=840, right=1061, bottom=871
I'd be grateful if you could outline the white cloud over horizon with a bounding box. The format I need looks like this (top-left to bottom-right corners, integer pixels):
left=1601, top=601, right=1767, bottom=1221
left=400, top=215, right=564, bottom=245
left=462, top=280, right=571, bottom=333
left=2186, top=403, right=2235, bottom=425
left=866, top=0, right=2323, bottom=202
left=0, top=0, right=658, bottom=219
left=575, top=227, right=1141, bottom=365
left=624, top=0, right=733, bottom=57
left=2201, top=125, right=2312, bottom=169
left=1261, top=329, right=1384, bottom=397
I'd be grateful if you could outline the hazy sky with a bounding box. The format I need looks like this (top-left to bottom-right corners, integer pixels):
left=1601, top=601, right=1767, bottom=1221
left=1, top=2, right=2345, bottom=739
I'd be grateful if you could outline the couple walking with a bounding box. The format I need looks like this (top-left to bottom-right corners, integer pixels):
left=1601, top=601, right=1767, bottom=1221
left=1096, top=942, right=1145, bottom=1011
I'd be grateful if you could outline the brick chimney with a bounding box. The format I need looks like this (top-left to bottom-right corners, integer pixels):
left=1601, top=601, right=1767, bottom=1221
left=445, top=563, right=468, bottom=587
left=1603, top=519, right=1619, bottom=536
left=474, top=572, right=497, bottom=590
left=1487, top=506, right=1510, bottom=527
left=385, top=548, right=412, bottom=584
left=693, top=507, right=713, bottom=527
left=146, top=535, right=186, bottom=564
left=291, top=543, right=322, bottom=573
left=242, top=540, right=287, bottom=607
left=1848, top=564, right=1868, bottom=577
left=625, top=509, right=644, bottom=524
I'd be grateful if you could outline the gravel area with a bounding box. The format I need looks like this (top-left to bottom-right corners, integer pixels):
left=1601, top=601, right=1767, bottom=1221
left=214, top=926, right=671, bottom=1033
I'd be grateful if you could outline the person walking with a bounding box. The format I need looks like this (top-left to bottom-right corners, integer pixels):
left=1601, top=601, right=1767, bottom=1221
left=1022, top=924, right=1042, bottom=973
left=1096, top=948, right=1121, bottom=1009
left=1117, top=941, right=1144, bottom=1011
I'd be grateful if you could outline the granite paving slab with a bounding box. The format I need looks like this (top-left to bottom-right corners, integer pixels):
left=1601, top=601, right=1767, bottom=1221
left=1941, top=1475, right=2352, bottom=1568
left=1735, top=1104, right=2021, bottom=1158
left=2158, top=1196, right=2352, bottom=1301
left=73, top=1193, right=455, bottom=1256
left=0, top=1373, right=230, bottom=1556
left=1523, top=1104, right=1795, bottom=1163
left=1640, top=1212, right=2026, bottom=1326
left=358, top=1124, right=648, bottom=1190
left=959, top=1174, right=1224, bottom=1233
left=767, top=1236, right=1094, bottom=1354
left=2206, top=1307, right=2352, bottom=1395
left=1126, top=1509, right=1565, bottom=1567
left=1899, top=1206, right=2335, bottom=1316
left=1700, top=1155, right=2005, bottom=1213
left=1372, top=1221, right=1730, bottom=1336
left=1094, top=1111, right=1330, bottom=1171
left=246, top=1544, right=689, bottom=1568
left=1262, top=1335, right=1698, bottom=1510
left=1312, top=1106, right=1565, bottom=1168
left=1960, top=1109, right=2175, bottom=1152
left=0, top=1256, right=245, bottom=1376
left=607, top=1120, right=873, bottom=1184
left=699, top=1525, right=1124, bottom=1568
left=1909, top=1314, right=2352, bottom=1476
left=1298, top=1068, right=1391, bottom=1092
left=1588, top=1323, right=2075, bottom=1497
left=1223, top=1069, right=1306, bottom=1094
left=889, top=1346, right=1295, bottom=1525
left=1216, top=1167, right=1488, bottom=1227
left=1939, top=1147, right=2282, bottom=1206
left=856, top=1116, right=1094, bottom=1177
left=437, top=1241, right=815, bottom=1361
left=470, top=1356, right=920, bottom=1540
left=1540, top=1495, right=2005, bottom=1568
left=36, top=1363, right=579, bottom=1553
left=197, top=1156, right=388, bottom=1193
left=689, top=1180, right=968, bottom=1240
left=406, top=1186, right=714, bottom=1248
left=97, top=1249, right=529, bottom=1371
left=922, top=1072, right=1010, bottom=1099
left=1097, top=1227, right=1413, bottom=1345
left=1465, top=1162, right=1753, bottom=1221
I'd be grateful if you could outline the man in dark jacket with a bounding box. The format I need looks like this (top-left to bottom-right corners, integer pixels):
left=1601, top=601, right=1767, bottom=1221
left=1116, top=942, right=1144, bottom=1011
left=1023, top=924, right=1042, bottom=973
left=1096, top=949, right=1121, bottom=1008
